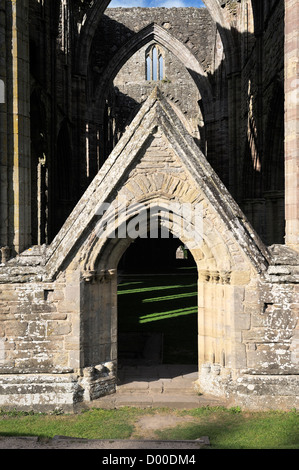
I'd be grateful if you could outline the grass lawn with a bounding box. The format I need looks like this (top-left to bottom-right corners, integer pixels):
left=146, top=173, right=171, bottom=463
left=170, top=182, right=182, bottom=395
left=0, top=407, right=298, bottom=449
left=157, top=407, right=299, bottom=449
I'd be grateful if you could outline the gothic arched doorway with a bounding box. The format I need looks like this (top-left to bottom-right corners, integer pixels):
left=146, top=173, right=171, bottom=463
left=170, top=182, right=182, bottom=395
left=45, top=90, right=269, bottom=404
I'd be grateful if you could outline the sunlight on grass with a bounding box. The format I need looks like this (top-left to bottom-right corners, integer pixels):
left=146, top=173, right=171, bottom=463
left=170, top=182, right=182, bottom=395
left=139, top=306, right=197, bottom=323
left=142, top=291, right=197, bottom=303
left=177, top=266, right=197, bottom=270
left=118, top=283, right=197, bottom=295
left=117, top=281, right=143, bottom=287
left=156, top=408, right=299, bottom=449
left=0, top=408, right=143, bottom=440
left=0, top=408, right=298, bottom=449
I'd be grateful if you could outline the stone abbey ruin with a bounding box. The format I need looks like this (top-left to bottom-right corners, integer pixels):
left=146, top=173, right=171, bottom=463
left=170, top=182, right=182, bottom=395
left=0, top=0, right=298, bottom=411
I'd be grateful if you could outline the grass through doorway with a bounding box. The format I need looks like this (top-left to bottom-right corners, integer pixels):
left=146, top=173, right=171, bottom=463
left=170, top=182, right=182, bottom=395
left=117, top=267, right=198, bottom=365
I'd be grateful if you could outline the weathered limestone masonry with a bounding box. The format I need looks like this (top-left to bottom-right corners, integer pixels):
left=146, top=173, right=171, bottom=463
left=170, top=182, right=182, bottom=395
left=0, top=1, right=298, bottom=412
left=240, top=1, right=285, bottom=246
left=199, top=245, right=299, bottom=410
left=285, top=0, right=299, bottom=251
left=0, top=89, right=298, bottom=411
left=0, top=0, right=31, bottom=256
left=90, top=7, right=229, bottom=185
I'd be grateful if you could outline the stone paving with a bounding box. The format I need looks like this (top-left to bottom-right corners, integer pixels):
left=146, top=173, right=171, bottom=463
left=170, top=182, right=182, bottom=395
left=87, top=364, right=226, bottom=410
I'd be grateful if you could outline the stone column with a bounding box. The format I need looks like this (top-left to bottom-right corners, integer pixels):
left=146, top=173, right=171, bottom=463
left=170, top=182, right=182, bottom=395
left=285, top=0, right=299, bottom=251
left=6, top=0, right=31, bottom=254
left=0, top=0, right=8, bottom=251
left=197, top=273, right=207, bottom=368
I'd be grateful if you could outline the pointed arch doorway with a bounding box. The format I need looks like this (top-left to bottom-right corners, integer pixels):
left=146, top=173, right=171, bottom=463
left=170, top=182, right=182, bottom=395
left=49, top=90, right=269, bottom=403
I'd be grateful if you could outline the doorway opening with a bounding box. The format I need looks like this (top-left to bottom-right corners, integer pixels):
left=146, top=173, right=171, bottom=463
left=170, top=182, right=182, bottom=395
left=117, top=233, right=198, bottom=371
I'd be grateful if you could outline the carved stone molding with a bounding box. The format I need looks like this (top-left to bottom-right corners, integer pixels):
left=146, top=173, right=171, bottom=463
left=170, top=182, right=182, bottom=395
left=198, top=270, right=231, bottom=284
left=82, top=270, right=97, bottom=283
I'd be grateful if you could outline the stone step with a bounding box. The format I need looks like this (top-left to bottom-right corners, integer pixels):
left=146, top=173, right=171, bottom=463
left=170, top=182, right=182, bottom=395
left=87, top=392, right=226, bottom=410
left=116, top=381, right=198, bottom=395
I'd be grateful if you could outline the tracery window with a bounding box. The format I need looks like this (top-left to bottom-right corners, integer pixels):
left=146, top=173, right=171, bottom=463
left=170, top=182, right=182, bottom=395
left=145, top=45, right=164, bottom=81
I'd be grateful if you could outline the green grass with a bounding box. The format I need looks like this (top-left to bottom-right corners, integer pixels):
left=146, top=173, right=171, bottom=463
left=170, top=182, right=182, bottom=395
left=157, top=407, right=299, bottom=449
left=0, top=407, right=298, bottom=449
left=0, top=408, right=145, bottom=441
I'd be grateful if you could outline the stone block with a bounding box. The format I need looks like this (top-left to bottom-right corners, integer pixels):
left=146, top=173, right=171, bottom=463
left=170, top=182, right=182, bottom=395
left=0, top=313, right=14, bottom=321
left=243, top=302, right=262, bottom=316
left=5, top=321, right=28, bottom=337
left=46, top=321, right=72, bottom=337
left=40, top=312, right=68, bottom=321
left=0, top=374, right=82, bottom=412
left=244, top=288, right=259, bottom=304
left=234, top=313, right=251, bottom=330
left=242, top=328, right=266, bottom=343
left=230, top=271, right=251, bottom=285
left=0, top=303, right=10, bottom=314
left=232, top=286, right=245, bottom=312
left=251, top=313, right=266, bottom=328
left=0, top=290, right=18, bottom=302
left=53, top=352, right=70, bottom=368
left=28, top=321, right=46, bottom=338
left=64, top=337, right=80, bottom=351
left=56, top=300, right=77, bottom=314
left=31, top=303, right=57, bottom=314
left=52, top=290, right=65, bottom=301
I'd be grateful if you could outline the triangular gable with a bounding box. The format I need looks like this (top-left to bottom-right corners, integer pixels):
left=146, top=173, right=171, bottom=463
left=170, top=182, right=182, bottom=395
left=45, top=87, right=270, bottom=279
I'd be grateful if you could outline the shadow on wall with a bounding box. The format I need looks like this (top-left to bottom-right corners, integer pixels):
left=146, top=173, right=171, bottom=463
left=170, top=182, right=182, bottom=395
left=85, top=15, right=285, bottom=247
left=26, top=2, right=286, bottom=248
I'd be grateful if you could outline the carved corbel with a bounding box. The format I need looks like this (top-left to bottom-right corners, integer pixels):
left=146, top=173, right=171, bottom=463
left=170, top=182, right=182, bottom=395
left=210, top=271, right=220, bottom=283
left=198, top=270, right=210, bottom=282
left=82, top=269, right=117, bottom=283
left=105, top=269, right=117, bottom=281
left=220, top=272, right=231, bottom=284
left=82, top=270, right=97, bottom=283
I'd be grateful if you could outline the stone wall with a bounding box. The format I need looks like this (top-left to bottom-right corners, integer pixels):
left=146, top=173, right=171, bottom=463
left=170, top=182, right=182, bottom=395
left=285, top=0, right=299, bottom=252
left=0, top=0, right=31, bottom=255
left=0, top=277, right=75, bottom=375
left=238, top=0, right=285, bottom=245
left=89, top=7, right=227, bottom=177
left=0, top=1, right=298, bottom=412
left=93, top=7, right=217, bottom=79
left=114, top=44, right=203, bottom=141
left=0, top=89, right=297, bottom=412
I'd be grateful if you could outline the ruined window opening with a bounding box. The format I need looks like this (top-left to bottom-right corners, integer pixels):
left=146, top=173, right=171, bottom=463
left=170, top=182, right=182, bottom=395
left=145, top=45, right=165, bottom=81
left=0, top=80, right=5, bottom=104
left=159, top=55, right=164, bottom=81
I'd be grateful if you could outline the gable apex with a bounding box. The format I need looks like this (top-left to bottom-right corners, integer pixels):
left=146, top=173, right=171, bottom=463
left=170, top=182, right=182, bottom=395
left=45, top=87, right=270, bottom=278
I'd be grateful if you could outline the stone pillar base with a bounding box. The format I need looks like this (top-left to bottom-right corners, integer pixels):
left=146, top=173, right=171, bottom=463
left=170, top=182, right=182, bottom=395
left=79, top=364, right=117, bottom=402
left=0, top=374, right=83, bottom=413
left=198, top=364, right=299, bottom=410
left=0, top=371, right=118, bottom=413
left=230, top=374, right=299, bottom=411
